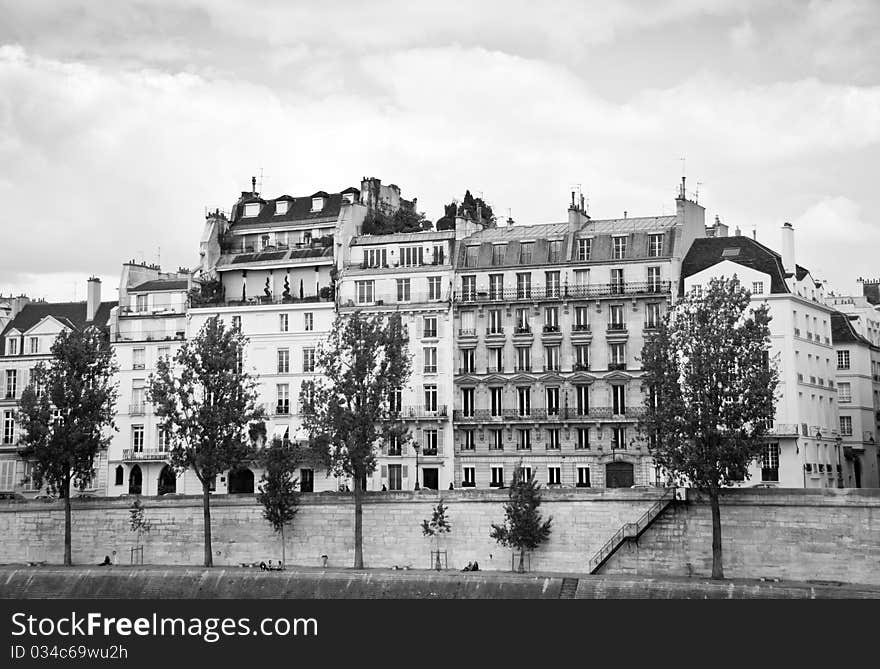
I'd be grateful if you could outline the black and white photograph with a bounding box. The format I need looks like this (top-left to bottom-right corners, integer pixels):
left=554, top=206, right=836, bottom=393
left=1, top=0, right=879, bottom=661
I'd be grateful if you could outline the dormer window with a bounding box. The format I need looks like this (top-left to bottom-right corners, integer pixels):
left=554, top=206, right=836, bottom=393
left=243, top=203, right=261, bottom=218
left=342, top=193, right=355, bottom=204
left=311, top=197, right=324, bottom=212
left=7, top=338, right=18, bottom=355
left=275, top=201, right=289, bottom=215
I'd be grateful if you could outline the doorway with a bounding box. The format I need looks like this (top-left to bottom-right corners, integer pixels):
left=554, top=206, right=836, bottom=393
left=228, top=468, right=254, bottom=494
left=300, top=468, right=314, bottom=493
left=128, top=465, right=142, bottom=495
left=605, top=461, right=634, bottom=488
left=157, top=465, right=176, bottom=495
left=422, top=468, right=439, bottom=490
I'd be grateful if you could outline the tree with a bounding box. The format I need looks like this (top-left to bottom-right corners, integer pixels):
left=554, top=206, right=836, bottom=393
left=361, top=207, right=432, bottom=235
left=256, top=437, right=301, bottom=567
left=129, top=498, right=152, bottom=563
left=300, top=310, right=411, bottom=568
left=147, top=315, right=264, bottom=567
left=490, top=465, right=552, bottom=573
left=17, top=327, right=118, bottom=566
left=436, top=189, right=495, bottom=230
left=640, top=275, right=778, bottom=579
left=421, top=500, right=452, bottom=570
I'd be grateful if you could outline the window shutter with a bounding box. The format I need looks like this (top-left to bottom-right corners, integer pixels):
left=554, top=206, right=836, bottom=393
left=416, top=317, right=422, bottom=338
left=381, top=465, right=387, bottom=478
left=437, top=430, right=444, bottom=454
left=402, top=466, right=409, bottom=479
left=436, top=318, right=442, bottom=337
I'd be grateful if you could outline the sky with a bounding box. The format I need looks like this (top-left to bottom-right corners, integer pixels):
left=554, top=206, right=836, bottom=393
left=1, top=0, right=878, bottom=302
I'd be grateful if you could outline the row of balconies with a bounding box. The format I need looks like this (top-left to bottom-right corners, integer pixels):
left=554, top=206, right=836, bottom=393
left=454, top=281, right=672, bottom=304
left=794, top=328, right=831, bottom=346
left=457, top=323, right=657, bottom=338
left=114, top=331, right=185, bottom=343
left=458, top=363, right=628, bottom=374
left=453, top=407, right=645, bottom=422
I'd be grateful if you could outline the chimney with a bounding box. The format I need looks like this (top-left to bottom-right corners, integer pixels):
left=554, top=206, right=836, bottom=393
left=568, top=190, right=589, bottom=231
left=86, top=277, right=101, bottom=322
left=780, top=222, right=795, bottom=276
left=734, top=225, right=741, bottom=237
left=251, top=176, right=257, bottom=194
left=714, top=214, right=728, bottom=237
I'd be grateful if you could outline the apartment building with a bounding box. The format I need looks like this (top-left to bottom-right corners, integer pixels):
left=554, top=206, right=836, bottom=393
left=337, top=225, right=456, bottom=491
left=105, top=262, right=191, bottom=497
left=830, top=311, right=880, bottom=487
left=681, top=223, right=843, bottom=488
left=451, top=181, right=706, bottom=490
left=0, top=279, right=116, bottom=497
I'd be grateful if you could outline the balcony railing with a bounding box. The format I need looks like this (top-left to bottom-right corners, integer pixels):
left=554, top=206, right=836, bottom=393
left=389, top=405, right=448, bottom=419
left=607, top=323, right=627, bottom=332
left=114, top=330, right=185, bottom=343
left=458, top=329, right=477, bottom=337
left=486, top=327, right=505, bottom=336
left=542, top=324, right=561, bottom=334
left=193, top=293, right=332, bottom=309
left=513, top=326, right=532, bottom=335
left=122, top=449, right=170, bottom=462
left=129, top=403, right=146, bottom=415
left=452, top=406, right=645, bottom=422
left=455, top=281, right=671, bottom=304
left=608, top=362, right=626, bottom=371
left=572, top=324, right=591, bottom=333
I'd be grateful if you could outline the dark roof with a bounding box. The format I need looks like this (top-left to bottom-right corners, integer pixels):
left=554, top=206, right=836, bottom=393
left=0, top=300, right=117, bottom=354
left=230, top=189, right=357, bottom=229
left=680, top=236, right=791, bottom=295
left=310, top=191, right=330, bottom=198
left=831, top=311, right=873, bottom=347
left=341, top=187, right=360, bottom=195
left=130, top=279, right=189, bottom=292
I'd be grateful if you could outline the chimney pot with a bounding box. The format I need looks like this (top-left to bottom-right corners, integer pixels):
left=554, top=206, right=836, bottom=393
left=86, top=277, right=101, bottom=322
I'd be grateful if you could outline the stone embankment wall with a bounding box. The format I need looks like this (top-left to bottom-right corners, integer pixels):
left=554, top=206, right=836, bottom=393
left=0, top=488, right=877, bottom=584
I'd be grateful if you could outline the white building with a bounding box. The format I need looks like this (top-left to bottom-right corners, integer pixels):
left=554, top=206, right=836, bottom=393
left=681, top=223, right=842, bottom=488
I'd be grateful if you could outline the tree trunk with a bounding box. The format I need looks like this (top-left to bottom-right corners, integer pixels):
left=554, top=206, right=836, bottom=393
left=709, top=489, right=723, bottom=579
left=281, top=525, right=286, bottom=567
left=353, top=475, right=364, bottom=569
left=518, top=549, right=525, bottom=573
left=63, top=473, right=72, bottom=567
left=202, top=481, right=213, bottom=568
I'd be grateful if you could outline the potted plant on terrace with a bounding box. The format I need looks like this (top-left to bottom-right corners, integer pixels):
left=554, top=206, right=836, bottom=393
left=421, top=500, right=452, bottom=570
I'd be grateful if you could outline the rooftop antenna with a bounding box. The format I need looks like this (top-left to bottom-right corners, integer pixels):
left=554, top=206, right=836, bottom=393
left=157, top=246, right=161, bottom=269
left=258, top=167, right=269, bottom=193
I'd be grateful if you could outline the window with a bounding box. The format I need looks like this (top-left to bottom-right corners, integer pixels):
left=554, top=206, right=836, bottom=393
left=519, top=242, right=534, bottom=264
left=277, top=348, right=290, bottom=374
left=517, top=387, right=531, bottom=416
left=304, top=313, right=313, bottom=331
left=422, top=346, right=438, bottom=374
left=235, top=349, right=243, bottom=374
left=461, top=275, right=476, bottom=300
left=516, top=428, right=531, bottom=450
left=462, top=430, right=475, bottom=451
left=575, top=385, right=589, bottom=416
left=548, top=240, right=562, bottom=263
left=356, top=280, right=375, bottom=304
left=386, top=464, right=402, bottom=491
left=232, top=315, right=241, bottom=331
left=7, top=338, right=18, bottom=355
left=610, top=268, right=624, bottom=294
left=114, top=465, right=124, bottom=486
left=646, top=303, right=661, bottom=329
left=491, top=466, right=504, bottom=487
left=609, top=343, right=626, bottom=367
left=431, top=244, right=445, bottom=265
left=4, top=370, right=16, bottom=399
left=276, top=384, right=290, bottom=415
left=546, top=387, right=559, bottom=415
left=131, top=380, right=145, bottom=413
left=752, top=281, right=764, bottom=295
left=547, top=428, right=560, bottom=450
left=300, top=468, right=314, bottom=493
left=838, top=383, right=851, bottom=403
left=27, top=336, right=39, bottom=353
left=837, top=351, right=850, bottom=370
left=396, top=278, right=411, bottom=302
left=462, top=467, right=476, bottom=487
left=243, top=202, right=260, bottom=217
left=518, top=466, right=533, bottom=482
left=489, top=347, right=503, bottom=372
left=490, top=429, right=504, bottom=450
left=487, top=309, right=503, bottom=335
left=423, top=429, right=438, bottom=455
left=516, top=346, right=531, bottom=371
left=489, top=274, right=504, bottom=300
left=691, top=284, right=702, bottom=297
left=609, top=305, right=625, bottom=330
left=303, top=348, right=316, bottom=373
left=840, top=416, right=853, bottom=436
left=131, top=425, right=145, bottom=453
left=133, top=348, right=145, bottom=370
left=157, top=428, right=170, bottom=452
left=574, top=306, right=590, bottom=331
left=577, top=238, right=592, bottom=261
left=612, top=236, right=627, bottom=259
left=516, top=272, right=531, bottom=299
left=577, top=466, right=591, bottom=487
left=302, top=231, right=312, bottom=245
left=515, top=308, right=530, bottom=334
left=460, top=348, right=475, bottom=373
left=275, top=200, right=289, bottom=215
left=423, top=316, right=438, bottom=338
left=648, top=234, right=663, bottom=257
left=761, top=443, right=780, bottom=481
left=424, top=385, right=438, bottom=412
left=261, top=234, right=271, bottom=250
left=544, top=306, right=559, bottom=330
left=2, top=410, right=14, bottom=444
left=0, top=461, right=14, bottom=492
left=491, top=244, right=506, bottom=266
left=428, top=276, right=442, bottom=301
left=364, top=248, right=386, bottom=268
left=279, top=313, right=288, bottom=332
left=311, top=197, right=324, bottom=212
left=490, top=387, right=503, bottom=416
left=400, top=246, right=424, bottom=267
left=460, top=310, right=476, bottom=336
left=544, top=345, right=560, bottom=371
left=389, top=387, right=402, bottom=414
left=647, top=266, right=661, bottom=292
left=612, top=385, right=626, bottom=415
left=611, top=427, right=626, bottom=450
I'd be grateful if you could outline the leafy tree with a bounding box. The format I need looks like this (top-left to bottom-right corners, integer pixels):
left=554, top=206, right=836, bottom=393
left=147, top=315, right=264, bottom=567
left=437, top=190, right=495, bottom=231
left=490, top=465, right=552, bottom=573
left=129, top=498, right=152, bottom=561
left=18, top=327, right=118, bottom=566
left=361, top=207, right=432, bottom=235
left=421, top=500, right=452, bottom=570
left=256, top=437, right=301, bottom=567
left=640, top=275, right=778, bottom=579
left=300, top=310, right=411, bottom=568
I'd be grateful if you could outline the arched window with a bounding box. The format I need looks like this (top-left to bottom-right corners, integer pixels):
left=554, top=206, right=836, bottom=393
left=114, top=465, right=124, bottom=486
left=157, top=465, right=176, bottom=495
left=128, top=465, right=142, bottom=495
left=228, top=468, right=254, bottom=494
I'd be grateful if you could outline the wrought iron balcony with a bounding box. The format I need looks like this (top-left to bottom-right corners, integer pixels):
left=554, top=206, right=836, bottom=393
left=455, top=281, right=671, bottom=304
left=607, top=323, right=627, bottom=332
left=122, top=449, right=170, bottom=462
left=542, top=324, right=561, bottom=334
left=485, top=327, right=505, bottom=336
left=388, top=405, right=448, bottom=419
left=458, top=329, right=477, bottom=338
left=513, top=326, right=532, bottom=335
left=572, top=324, right=591, bottom=333
left=608, top=362, right=627, bottom=371
left=129, top=403, right=146, bottom=416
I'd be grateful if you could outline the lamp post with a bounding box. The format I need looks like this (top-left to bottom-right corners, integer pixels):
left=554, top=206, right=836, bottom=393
left=413, top=443, right=421, bottom=490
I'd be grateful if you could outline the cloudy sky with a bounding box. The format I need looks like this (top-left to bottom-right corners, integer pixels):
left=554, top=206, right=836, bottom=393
left=1, top=0, right=878, bottom=301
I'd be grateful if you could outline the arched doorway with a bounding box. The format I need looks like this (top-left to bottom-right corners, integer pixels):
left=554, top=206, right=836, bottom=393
left=228, top=468, right=254, bottom=494
left=128, top=465, right=143, bottom=495
left=605, top=461, right=634, bottom=488
left=114, top=465, right=124, bottom=486
left=157, top=465, right=176, bottom=495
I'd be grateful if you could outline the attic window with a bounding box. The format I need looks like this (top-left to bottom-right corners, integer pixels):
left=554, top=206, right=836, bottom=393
left=275, top=201, right=289, bottom=215
left=721, top=248, right=741, bottom=257
left=311, top=197, right=324, bottom=212
left=243, top=203, right=260, bottom=218
left=342, top=193, right=355, bottom=204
